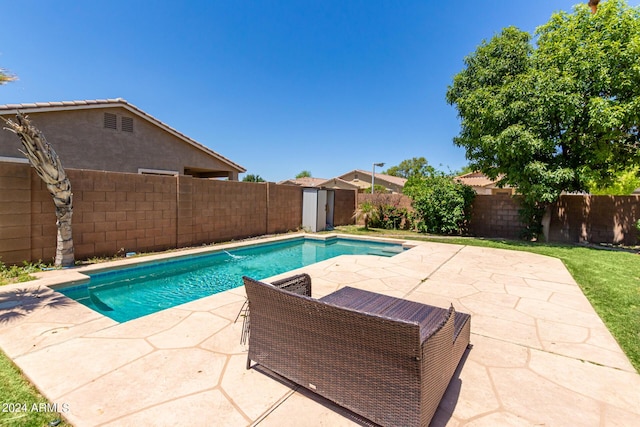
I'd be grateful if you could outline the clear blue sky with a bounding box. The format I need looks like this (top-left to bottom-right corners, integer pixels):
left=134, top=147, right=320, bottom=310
left=2, top=1, right=634, bottom=182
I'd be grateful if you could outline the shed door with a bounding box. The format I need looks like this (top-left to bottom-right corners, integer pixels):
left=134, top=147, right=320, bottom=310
left=302, top=188, right=319, bottom=232
left=316, top=190, right=327, bottom=232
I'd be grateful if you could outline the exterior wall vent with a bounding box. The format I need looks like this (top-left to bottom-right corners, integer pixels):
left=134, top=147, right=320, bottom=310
left=104, top=113, right=117, bottom=130
left=121, top=116, right=134, bottom=133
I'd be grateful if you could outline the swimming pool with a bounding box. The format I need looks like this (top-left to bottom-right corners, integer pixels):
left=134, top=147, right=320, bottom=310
left=59, top=236, right=406, bottom=322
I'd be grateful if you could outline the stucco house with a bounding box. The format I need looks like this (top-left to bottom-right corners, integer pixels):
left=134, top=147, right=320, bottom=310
left=0, top=99, right=245, bottom=179
left=280, top=170, right=406, bottom=193
left=337, top=170, right=407, bottom=194
left=455, top=171, right=514, bottom=195
left=278, top=176, right=360, bottom=191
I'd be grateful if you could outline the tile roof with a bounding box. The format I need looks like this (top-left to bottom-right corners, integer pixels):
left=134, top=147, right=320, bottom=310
left=278, top=177, right=329, bottom=187
left=339, top=170, right=408, bottom=187
left=455, top=171, right=500, bottom=188
left=317, top=177, right=360, bottom=189
left=0, top=98, right=245, bottom=172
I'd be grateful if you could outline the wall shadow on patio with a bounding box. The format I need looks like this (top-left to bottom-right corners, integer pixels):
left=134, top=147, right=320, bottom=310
left=0, top=286, right=72, bottom=324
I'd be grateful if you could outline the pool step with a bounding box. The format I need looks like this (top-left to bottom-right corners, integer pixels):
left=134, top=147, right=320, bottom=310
left=367, top=248, right=405, bottom=256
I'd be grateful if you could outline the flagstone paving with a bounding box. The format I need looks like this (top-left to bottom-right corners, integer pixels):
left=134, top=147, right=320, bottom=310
left=0, top=236, right=639, bottom=426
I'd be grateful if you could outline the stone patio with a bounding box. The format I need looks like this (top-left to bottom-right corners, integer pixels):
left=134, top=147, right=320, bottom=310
left=0, top=235, right=638, bottom=426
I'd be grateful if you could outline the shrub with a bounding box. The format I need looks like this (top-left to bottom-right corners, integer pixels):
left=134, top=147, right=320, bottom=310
left=404, top=174, right=475, bottom=234
left=376, top=205, right=408, bottom=230
left=0, top=260, right=46, bottom=286
left=360, top=193, right=411, bottom=230
left=352, top=202, right=379, bottom=230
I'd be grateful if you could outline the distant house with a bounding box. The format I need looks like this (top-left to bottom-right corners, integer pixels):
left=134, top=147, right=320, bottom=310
left=0, top=99, right=245, bottom=179
left=280, top=170, right=406, bottom=193
left=278, top=177, right=330, bottom=187
left=337, top=170, right=407, bottom=194
left=455, top=171, right=513, bottom=195
left=278, top=176, right=360, bottom=191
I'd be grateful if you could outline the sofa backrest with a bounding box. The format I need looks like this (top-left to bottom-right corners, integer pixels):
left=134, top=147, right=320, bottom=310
left=244, top=276, right=423, bottom=360
left=243, top=276, right=463, bottom=427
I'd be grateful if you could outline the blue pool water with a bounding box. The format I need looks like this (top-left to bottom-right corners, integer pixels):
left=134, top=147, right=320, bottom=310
left=59, top=237, right=405, bottom=323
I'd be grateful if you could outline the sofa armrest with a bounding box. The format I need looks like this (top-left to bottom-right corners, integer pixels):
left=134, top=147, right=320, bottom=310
left=237, top=274, right=312, bottom=345
left=270, top=273, right=312, bottom=297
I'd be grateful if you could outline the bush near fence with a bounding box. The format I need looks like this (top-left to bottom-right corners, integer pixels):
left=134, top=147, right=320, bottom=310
left=0, top=162, right=356, bottom=264
left=356, top=192, right=639, bottom=245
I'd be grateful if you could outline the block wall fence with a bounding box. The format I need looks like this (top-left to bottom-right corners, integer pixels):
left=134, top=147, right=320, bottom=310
left=357, top=193, right=639, bottom=245
left=0, top=163, right=356, bottom=265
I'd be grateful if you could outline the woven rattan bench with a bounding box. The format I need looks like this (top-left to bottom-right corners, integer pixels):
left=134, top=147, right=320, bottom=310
left=243, top=274, right=471, bottom=427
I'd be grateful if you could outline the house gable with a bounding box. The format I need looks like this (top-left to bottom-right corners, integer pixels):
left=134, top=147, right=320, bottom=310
left=0, top=99, right=245, bottom=179
left=455, top=172, right=514, bottom=195
left=337, top=169, right=407, bottom=193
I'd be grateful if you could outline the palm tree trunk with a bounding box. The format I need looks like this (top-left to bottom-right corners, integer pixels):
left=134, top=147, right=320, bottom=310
left=3, top=112, right=75, bottom=267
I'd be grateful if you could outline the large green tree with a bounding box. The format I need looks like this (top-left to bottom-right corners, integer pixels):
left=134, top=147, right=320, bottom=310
left=242, top=174, right=265, bottom=182
left=446, top=0, right=640, bottom=238
left=384, top=157, right=436, bottom=179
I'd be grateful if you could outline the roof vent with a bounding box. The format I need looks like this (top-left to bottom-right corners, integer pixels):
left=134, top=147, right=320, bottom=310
left=104, top=113, right=117, bottom=129
left=121, top=116, right=134, bottom=133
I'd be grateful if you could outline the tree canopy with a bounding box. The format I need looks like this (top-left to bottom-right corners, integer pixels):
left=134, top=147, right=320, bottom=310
left=587, top=166, right=640, bottom=194
left=295, top=170, right=312, bottom=178
left=384, top=157, right=436, bottom=179
left=242, top=174, right=265, bottom=182
left=446, top=0, right=640, bottom=237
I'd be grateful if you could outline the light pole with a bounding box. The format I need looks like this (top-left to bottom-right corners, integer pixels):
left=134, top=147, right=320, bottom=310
left=371, top=162, right=385, bottom=195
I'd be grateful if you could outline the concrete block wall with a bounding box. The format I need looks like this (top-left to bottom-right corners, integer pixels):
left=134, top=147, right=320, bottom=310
left=0, top=162, right=32, bottom=264
left=469, top=194, right=640, bottom=244
left=1, top=162, right=360, bottom=265
left=62, top=170, right=177, bottom=261
left=189, top=178, right=268, bottom=244
left=468, top=195, right=524, bottom=239
left=550, top=195, right=639, bottom=245
left=267, top=183, right=303, bottom=234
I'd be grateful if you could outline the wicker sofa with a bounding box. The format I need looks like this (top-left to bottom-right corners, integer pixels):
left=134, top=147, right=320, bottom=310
left=243, top=274, right=471, bottom=427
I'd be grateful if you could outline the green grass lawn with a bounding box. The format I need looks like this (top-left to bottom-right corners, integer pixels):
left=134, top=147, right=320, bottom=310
left=0, top=352, right=71, bottom=426
left=334, top=226, right=640, bottom=372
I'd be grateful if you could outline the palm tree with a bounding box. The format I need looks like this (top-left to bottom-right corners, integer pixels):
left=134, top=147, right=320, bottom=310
left=0, top=68, right=16, bottom=85
left=353, top=202, right=379, bottom=230
left=4, top=113, right=75, bottom=267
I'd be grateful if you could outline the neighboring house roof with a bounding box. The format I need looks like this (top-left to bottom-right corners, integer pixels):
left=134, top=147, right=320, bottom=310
left=316, top=177, right=360, bottom=190
left=338, top=169, right=408, bottom=187
left=279, top=170, right=407, bottom=192
left=0, top=98, right=246, bottom=173
left=278, top=177, right=360, bottom=190
left=455, top=171, right=501, bottom=188
left=278, top=177, right=329, bottom=187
